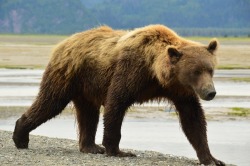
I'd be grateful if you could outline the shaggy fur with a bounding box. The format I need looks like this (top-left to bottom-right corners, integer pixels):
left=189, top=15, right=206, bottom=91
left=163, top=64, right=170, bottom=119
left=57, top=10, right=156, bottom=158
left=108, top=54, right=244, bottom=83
left=13, top=25, right=224, bottom=165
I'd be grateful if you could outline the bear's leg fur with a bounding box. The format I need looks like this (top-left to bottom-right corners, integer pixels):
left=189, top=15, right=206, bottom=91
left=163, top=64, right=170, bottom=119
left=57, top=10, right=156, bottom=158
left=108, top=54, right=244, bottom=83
left=102, top=84, right=136, bottom=157
left=13, top=92, right=71, bottom=149
left=102, top=101, right=136, bottom=157
left=102, top=57, right=148, bottom=157
left=73, top=97, right=105, bottom=154
left=13, top=66, right=73, bottom=149
left=173, top=96, right=225, bottom=166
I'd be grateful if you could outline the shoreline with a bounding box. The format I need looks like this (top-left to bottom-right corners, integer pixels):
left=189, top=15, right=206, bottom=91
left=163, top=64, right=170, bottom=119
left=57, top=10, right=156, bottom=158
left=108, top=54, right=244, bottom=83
left=0, top=106, right=245, bottom=166
left=0, top=130, right=236, bottom=166
left=1, top=105, right=249, bottom=121
left=0, top=106, right=244, bottom=165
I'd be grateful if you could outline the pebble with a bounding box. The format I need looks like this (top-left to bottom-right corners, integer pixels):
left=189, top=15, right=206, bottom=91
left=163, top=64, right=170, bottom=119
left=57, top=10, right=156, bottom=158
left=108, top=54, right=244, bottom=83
left=0, top=130, right=235, bottom=166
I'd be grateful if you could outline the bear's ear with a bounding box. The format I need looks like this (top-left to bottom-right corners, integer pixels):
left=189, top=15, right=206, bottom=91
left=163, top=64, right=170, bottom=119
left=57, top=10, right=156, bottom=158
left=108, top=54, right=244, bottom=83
left=207, top=39, right=219, bottom=53
left=168, top=47, right=182, bottom=64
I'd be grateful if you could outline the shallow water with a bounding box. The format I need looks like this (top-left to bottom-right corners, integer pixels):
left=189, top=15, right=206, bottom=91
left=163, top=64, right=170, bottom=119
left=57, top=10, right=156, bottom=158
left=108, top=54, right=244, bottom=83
left=0, top=69, right=250, bottom=107
left=0, top=117, right=249, bottom=166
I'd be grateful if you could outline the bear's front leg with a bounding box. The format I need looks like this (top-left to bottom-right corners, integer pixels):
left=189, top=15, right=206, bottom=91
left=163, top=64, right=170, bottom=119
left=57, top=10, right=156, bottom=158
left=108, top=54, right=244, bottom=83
left=173, top=96, right=225, bottom=166
left=102, top=54, right=149, bottom=157
left=102, top=80, right=137, bottom=157
left=102, top=101, right=136, bottom=157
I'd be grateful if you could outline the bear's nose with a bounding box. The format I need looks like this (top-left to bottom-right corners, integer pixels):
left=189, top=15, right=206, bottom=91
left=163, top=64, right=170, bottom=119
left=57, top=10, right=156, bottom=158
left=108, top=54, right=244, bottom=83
left=205, top=91, right=216, bottom=101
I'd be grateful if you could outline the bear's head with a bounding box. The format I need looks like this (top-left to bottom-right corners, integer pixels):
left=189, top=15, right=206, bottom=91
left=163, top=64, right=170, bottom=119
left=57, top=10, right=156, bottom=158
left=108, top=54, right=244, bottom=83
left=168, top=39, right=218, bottom=101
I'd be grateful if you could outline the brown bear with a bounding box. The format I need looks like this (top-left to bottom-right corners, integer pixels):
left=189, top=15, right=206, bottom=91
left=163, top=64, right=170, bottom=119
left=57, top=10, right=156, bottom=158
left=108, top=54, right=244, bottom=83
left=13, top=25, right=225, bottom=165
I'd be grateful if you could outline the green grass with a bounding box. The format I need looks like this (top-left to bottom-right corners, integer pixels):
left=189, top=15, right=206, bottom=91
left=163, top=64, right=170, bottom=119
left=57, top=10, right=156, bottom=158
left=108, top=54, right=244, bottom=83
left=0, top=65, right=45, bottom=69
left=0, top=65, right=28, bottom=69
left=187, top=36, right=250, bottom=45
left=187, top=36, right=250, bottom=40
left=231, top=77, right=250, bottom=82
left=217, top=65, right=250, bottom=70
left=228, top=107, right=250, bottom=117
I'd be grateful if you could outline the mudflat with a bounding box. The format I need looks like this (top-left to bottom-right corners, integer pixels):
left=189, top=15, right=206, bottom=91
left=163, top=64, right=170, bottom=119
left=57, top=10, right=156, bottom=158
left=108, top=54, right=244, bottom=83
left=0, top=35, right=249, bottom=69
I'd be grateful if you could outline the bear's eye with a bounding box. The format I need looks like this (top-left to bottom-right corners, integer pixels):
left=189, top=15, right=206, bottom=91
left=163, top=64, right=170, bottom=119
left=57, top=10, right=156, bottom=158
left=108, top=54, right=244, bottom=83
left=208, top=69, right=214, bottom=75
left=194, top=70, right=202, bottom=75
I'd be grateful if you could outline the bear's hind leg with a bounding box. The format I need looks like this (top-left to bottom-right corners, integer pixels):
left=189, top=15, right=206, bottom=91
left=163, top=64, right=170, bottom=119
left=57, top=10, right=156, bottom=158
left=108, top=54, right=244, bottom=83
left=73, top=97, right=104, bottom=154
left=13, top=91, right=71, bottom=149
left=13, top=65, right=74, bottom=149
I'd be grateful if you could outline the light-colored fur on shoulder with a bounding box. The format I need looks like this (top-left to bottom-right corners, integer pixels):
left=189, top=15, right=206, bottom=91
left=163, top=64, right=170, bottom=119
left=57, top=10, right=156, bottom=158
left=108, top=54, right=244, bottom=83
left=49, top=26, right=125, bottom=82
left=48, top=24, right=202, bottom=87
left=117, top=24, right=202, bottom=86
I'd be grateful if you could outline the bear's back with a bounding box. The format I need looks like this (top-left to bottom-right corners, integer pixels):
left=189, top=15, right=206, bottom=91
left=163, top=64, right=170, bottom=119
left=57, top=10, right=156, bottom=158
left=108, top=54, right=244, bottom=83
left=50, top=26, right=126, bottom=73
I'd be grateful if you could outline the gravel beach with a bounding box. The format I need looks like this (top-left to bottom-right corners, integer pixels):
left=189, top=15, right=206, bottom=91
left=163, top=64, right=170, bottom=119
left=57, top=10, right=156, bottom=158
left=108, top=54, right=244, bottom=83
left=1, top=129, right=237, bottom=166
left=0, top=130, right=200, bottom=166
left=0, top=106, right=245, bottom=166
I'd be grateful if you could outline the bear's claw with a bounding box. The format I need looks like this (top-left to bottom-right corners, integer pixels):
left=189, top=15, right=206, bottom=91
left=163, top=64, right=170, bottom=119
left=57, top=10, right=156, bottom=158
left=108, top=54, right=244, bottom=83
left=213, top=158, right=226, bottom=166
left=13, top=117, right=29, bottom=149
left=12, top=134, right=29, bottom=149
left=80, top=144, right=105, bottom=154
left=200, top=156, right=225, bottom=166
left=106, top=150, right=136, bottom=157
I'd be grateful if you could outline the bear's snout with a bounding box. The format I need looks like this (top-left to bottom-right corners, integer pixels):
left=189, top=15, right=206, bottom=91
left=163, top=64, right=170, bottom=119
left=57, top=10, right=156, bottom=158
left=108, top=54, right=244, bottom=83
left=200, top=84, right=216, bottom=101
left=204, top=90, right=216, bottom=101
left=196, top=83, right=216, bottom=101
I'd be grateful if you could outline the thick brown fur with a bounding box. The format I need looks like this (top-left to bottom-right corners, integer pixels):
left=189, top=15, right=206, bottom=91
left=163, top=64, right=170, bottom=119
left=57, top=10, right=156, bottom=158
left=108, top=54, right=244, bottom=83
left=13, top=25, right=224, bottom=165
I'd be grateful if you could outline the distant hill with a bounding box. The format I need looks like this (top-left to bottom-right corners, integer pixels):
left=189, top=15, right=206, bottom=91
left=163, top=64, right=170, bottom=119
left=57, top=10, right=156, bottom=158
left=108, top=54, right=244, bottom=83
left=89, top=0, right=250, bottom=29
left=0, top=0, right=97, bottom=34
left=0, top=0, right=250, bottom=36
